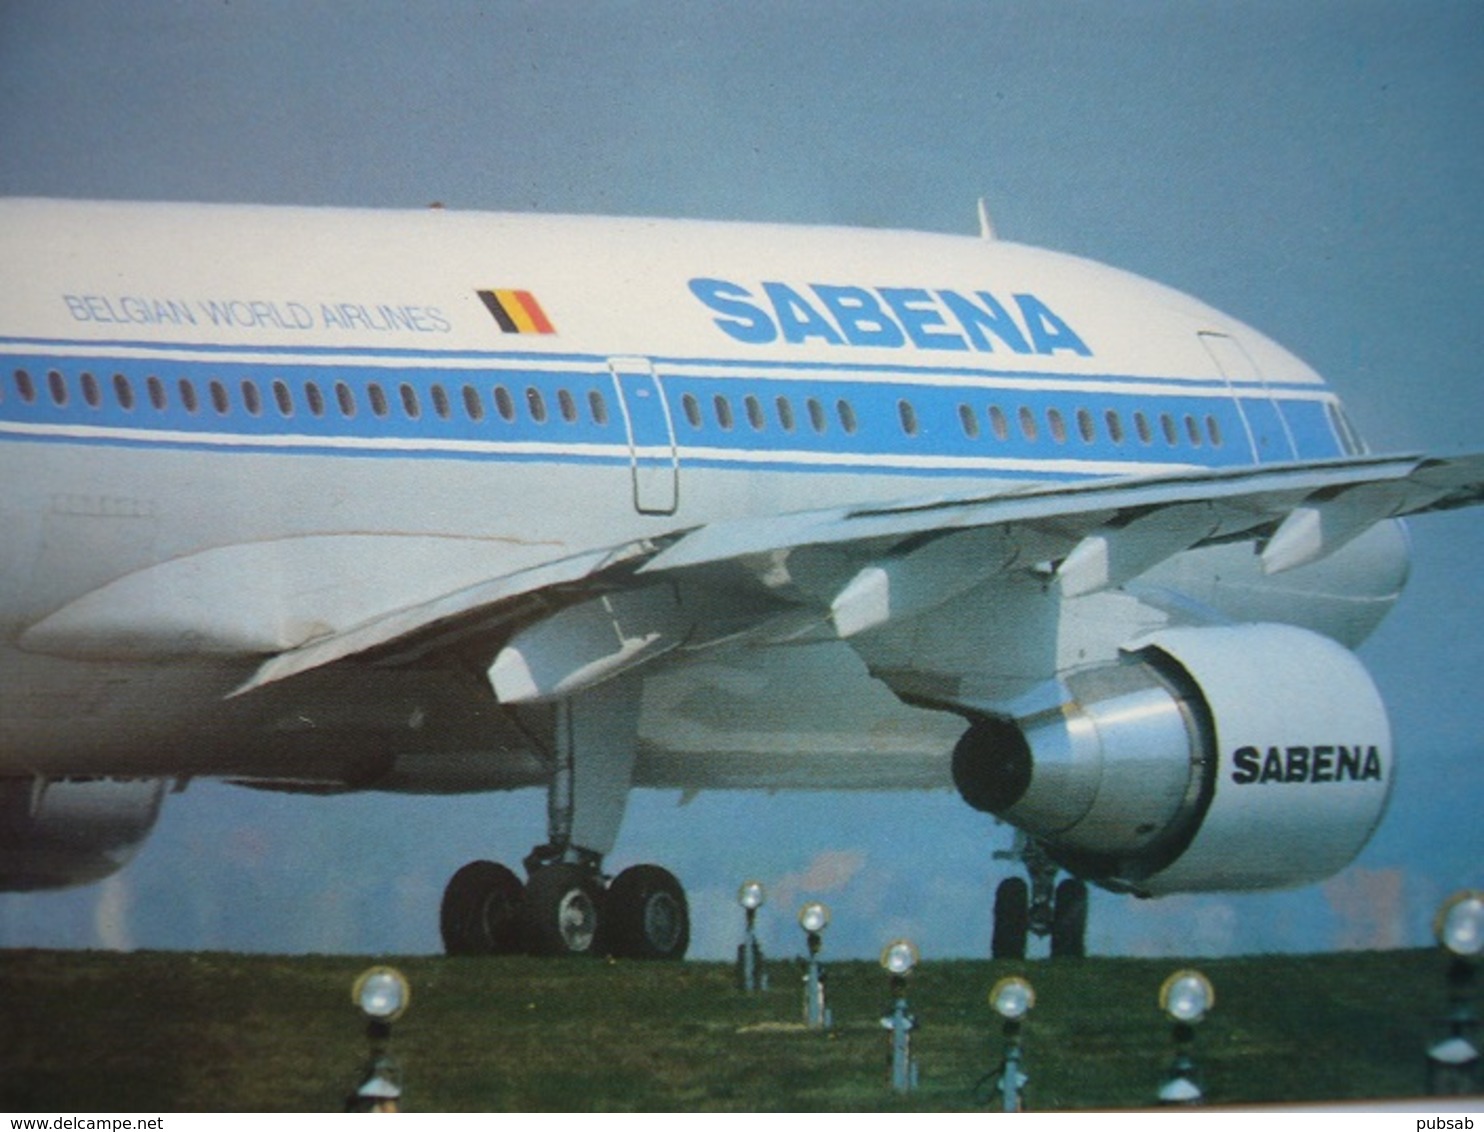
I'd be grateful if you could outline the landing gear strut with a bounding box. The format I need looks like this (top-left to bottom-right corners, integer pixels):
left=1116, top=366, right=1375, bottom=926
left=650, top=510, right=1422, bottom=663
left=991, top=836, right=1087, bottom=959
left=439, top=678, right=691, bottom=960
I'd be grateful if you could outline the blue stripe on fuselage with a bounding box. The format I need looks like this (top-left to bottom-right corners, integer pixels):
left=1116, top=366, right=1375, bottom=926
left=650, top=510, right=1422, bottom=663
left=0, top=340, right=1346, bottom=476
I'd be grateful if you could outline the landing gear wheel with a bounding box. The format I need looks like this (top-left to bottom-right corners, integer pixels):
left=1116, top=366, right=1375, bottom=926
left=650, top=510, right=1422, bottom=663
left=1051, top=877, right=1088, bottom=958
left=601, top=864, right=690, bottom=960
left=440, top=860, right=525, bottom=956
left=992, top=876, right=1030, bottom=960
left=523, top=863, right=603, bottom=956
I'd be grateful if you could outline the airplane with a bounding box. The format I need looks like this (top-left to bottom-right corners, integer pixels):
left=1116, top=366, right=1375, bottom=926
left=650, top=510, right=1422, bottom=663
left=1, top=197, right=1480, bottom=961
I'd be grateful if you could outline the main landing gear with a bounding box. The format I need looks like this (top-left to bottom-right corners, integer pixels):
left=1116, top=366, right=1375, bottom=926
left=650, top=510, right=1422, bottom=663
left=440, top=855, right=689, bottom=959
left=991, top=837, right=1087, bottom=959
left=439, top=676, right=691, bottom=960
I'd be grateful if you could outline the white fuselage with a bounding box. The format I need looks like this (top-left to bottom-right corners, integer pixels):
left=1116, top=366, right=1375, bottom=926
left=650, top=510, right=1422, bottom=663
left=0, top=200, right=1405, bottom=794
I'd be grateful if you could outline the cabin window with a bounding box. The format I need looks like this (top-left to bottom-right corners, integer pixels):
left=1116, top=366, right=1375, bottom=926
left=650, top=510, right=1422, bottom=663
left=431, top=383, right=452, bottom=420
left=47, top=370, right=68, bottom=407
left=1104, top=409, right=1125, bottom=444
left=713, top=394, right=734, bottom=431
left=13, top=369, right=35, bottom=403
left=898, top=399, right=919, bottom=437
left=494, top=385, right=515, bottom=422
left=239, top=379, right=261, bottom=416
left=557, top=389, right=578, bottom=423
left=1184, top=414, right=1202, bottom=447
left=83, top=372, right=103, bottom=408
left=774, top=395, right=795, bottom=432
left=177, top=377, right=198, bottom=414
left=272, top=379, right=294, bottom=417
left=462, top=384, right=484, bottom=421
left=146, top=375, right=167, bottom=411
left=836, top=399, right=858, bottom=435
left=1077, top=408, right=1096, bottom=444
left=368, top=383, right=390, bottom=417
left=958, top=403, right=979, bottom=438
left=989, top=405, right=1009, bottom=441
left=400, top=383, right=422, bottom=419
left=1018, top=406, right=1038, bottom=442
left=1047, top=407, right=1067, bottom=443
left=116, top=374, right=138, bottom=411
left=335, top=381, right=356, bottom=418
left=1160, top=413, right=1178, bottom=446
left=210, top=380, right=230, bottom=415
left=744, top=394, right=765, bottom=431
left=807, top=398, right=827, bottom=433
left=681, top=393, right=703, bottom=429
left=1205, top=414, right=1223, bottom=447
left=589, top=390, right=610, bottom=425
left=305, top=382, right=325, bottom=417
left=1134, top=411, right=1153, bottom=445
left=525, top=386, right=546, bottom=423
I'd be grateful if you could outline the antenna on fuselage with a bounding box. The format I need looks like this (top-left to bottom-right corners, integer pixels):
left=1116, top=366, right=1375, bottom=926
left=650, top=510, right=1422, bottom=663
left=977, top=197, right=997, bottom=241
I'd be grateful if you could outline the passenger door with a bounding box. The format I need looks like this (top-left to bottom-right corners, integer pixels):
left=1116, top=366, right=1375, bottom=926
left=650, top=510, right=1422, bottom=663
left=608, top=357, right=679, bottom=515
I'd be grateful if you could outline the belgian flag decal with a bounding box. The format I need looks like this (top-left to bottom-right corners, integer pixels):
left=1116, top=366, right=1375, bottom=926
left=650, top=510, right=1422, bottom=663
left=477, top=289, right=556, bottom=334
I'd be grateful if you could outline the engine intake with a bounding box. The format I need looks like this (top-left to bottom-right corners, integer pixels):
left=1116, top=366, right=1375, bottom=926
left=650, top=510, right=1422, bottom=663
left=953, top=623, right=1393, bottom=895
left=0, top=777, right=166, bottom=891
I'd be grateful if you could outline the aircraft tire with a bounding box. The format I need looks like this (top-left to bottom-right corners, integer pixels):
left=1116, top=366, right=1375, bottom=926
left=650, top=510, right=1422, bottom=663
left=601, top=864, right=690, bottom=960
left=1050, top=877, right=1088, bottom=958
left=440, top=860, right=525, bottom=956
left=992, top=876, right=1030, bottom=960
left=523, top=863, right=603, bottom=956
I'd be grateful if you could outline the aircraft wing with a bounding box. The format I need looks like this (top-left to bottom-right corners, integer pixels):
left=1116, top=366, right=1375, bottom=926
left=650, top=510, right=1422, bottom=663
left=231, top=535, right=668, bottom=694
left=234, top=451, right=1484, bottom=702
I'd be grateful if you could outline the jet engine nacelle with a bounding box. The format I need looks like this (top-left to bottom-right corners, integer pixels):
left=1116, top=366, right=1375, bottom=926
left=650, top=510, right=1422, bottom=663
left=0, top=777, right=166, bottom=891
left=952, top=623, right=1393, bottom=896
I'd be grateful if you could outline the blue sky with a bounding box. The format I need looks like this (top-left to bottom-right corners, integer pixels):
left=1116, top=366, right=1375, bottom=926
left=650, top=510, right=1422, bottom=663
left=0, top=0, right=1480, bottom=960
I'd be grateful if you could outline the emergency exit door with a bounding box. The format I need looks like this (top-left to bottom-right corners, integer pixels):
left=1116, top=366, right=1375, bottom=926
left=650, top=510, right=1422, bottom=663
left=1199, top=332, right=1297, bottom=463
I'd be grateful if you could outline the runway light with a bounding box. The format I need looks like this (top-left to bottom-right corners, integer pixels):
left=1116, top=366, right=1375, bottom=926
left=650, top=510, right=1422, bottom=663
left=1436, top=890, right=1484, bottom=959
left=346, top=966, right=409, bottom=1112
left=799, top=902, right=832, bottom=1030
left=1157, top=969, right=1212, bottom=1106
left=799, top=901, right=830, bottom=935
left=990, top=976, right=1036, bottom=1021
left=738, top=880, right=766, bottom=912
left=1160, top=969, right=1214, bottom=1025
left=982, top=977, right=1035, bottom=1111
left=879, top=938, right=920, bottom=1093
left=736, top=881, right=768, bottom=992
left=880, top=939, right=919, bottom=978
left=1427, top=891, right=1481, bottom=1096
left=353, top=966, right=411, bottom=1023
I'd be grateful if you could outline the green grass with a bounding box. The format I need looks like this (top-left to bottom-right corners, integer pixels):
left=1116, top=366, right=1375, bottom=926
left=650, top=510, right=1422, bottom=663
left=0, top=948, right=1460, bottom=1111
